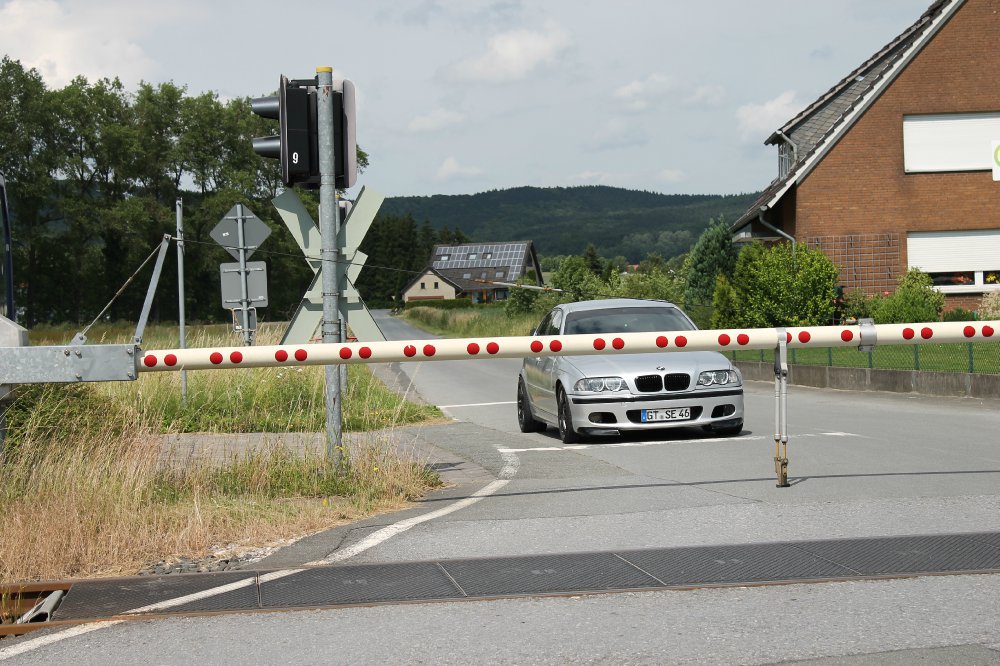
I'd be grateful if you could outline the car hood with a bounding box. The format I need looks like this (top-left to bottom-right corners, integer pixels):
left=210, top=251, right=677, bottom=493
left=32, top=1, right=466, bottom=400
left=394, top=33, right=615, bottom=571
left=561, top=351, right=735, bottom=377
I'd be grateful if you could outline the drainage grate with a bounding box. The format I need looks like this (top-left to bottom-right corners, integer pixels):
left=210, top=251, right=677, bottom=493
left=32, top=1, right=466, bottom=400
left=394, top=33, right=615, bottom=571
left=618, top=542, right=858, bottom=586
left=55, top=572, right=258, bottom=620
left=49, top=531, right=1000, bottom=622
left=259, top=562, right=462, bottom=608
left=440, top=552, right=660, bottom=597
left=790, top=534, right=1000, bottom=576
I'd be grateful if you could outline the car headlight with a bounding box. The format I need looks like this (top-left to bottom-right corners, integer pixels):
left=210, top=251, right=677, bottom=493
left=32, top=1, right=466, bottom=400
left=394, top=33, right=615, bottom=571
left=697, top=370, right=739, bottom=386
left=574, top=376, right=627, bottom=392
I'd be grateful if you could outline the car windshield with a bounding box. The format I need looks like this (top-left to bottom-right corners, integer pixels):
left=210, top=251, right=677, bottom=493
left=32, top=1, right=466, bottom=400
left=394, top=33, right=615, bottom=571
left=563, top=306, right=696, bottom=335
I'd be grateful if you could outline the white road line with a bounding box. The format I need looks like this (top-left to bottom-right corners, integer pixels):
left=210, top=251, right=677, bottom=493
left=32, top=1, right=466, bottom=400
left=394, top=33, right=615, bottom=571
left=0, top=621, right=123, bottom=660
left=500, top=431, right=861, bottom=453
left=438, top=401, right=516, bottom=409
left=124, top=576, right=259, bottom=614
left=311, top=479, right=510, bottom=564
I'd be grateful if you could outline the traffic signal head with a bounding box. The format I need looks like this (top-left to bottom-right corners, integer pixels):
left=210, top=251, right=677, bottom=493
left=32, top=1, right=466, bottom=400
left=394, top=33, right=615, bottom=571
left=252, top=76, right=313, bottom=187
left=251, top=74, right=357, bottom=189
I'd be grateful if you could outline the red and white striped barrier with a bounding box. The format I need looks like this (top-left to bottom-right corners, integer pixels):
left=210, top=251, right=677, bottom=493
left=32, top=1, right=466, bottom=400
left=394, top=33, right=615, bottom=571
left=138, top=321, right=1000, bottom=373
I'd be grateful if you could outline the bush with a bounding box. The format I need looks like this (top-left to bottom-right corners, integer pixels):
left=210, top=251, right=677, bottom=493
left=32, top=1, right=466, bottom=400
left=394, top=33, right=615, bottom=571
left=504, top=278, right=540, bottom=317
left=871, top=268, right=944, bottom=324
left=979, top=291, right=1000, bottom=320
left=720, top=242, right=839, bottom=327
left=710, top=274, right=739, bottom=329
left=942, top=307, right=977, bottom=322
left=402, top=298, right=479, bottom=311
left=842, top=289, right=873, bottom=322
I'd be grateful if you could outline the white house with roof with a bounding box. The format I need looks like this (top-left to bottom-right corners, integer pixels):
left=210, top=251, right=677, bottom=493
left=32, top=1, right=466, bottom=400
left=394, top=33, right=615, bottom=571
left=402, top=241, right=544, bottom=303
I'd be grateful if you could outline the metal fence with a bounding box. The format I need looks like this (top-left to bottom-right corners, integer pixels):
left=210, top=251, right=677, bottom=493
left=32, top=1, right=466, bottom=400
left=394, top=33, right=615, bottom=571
left=728, top=342, right=1000, bottom=375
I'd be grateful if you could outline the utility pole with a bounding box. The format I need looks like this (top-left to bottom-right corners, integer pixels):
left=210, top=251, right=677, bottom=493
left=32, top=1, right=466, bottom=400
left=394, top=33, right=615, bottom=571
left=317, top=66, right=344, bottom=467
left=176, top=199, right=187, bottom=405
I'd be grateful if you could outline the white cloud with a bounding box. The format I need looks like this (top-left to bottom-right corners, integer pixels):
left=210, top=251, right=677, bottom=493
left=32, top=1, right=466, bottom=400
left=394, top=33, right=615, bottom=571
left=0, top=0, right=168, bottom=88
left=613, top=73, right=673, bottom=111
left=568, top=170, right=618, bottom=184
left=587, top=117, right=648, bottom=152
left=436, top=156, right=483, bottom=180
left=658, top=168, right=684, bottom=183
left=684, top=84, right=725, bottom=106
left=736, top=90, right=803, bottom=140
left=407, top=107, right=465, bottom=133
left=451, top=25, right=570, bottom=82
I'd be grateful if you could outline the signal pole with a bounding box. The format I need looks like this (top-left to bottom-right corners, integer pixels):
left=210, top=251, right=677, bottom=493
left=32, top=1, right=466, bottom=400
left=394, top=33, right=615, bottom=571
left=317, top=66, right=344, bottom=467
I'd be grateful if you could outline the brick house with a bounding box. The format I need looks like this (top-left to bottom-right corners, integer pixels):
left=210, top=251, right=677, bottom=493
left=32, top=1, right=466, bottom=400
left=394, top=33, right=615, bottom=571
left=402, top=241, right=544, bottom=303
left=732, top=0, right=1000, bottom=310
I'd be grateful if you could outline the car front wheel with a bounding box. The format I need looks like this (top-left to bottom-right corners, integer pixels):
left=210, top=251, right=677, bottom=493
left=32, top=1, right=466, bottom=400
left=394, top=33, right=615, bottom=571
left=517, top=378, right=545, bottom=433
left=557, top=387, right=581, bottom=444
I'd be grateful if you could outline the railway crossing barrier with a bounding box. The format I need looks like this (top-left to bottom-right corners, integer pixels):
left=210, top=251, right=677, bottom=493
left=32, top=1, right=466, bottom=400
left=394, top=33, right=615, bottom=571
left=1, top=317, right=998, bottom=486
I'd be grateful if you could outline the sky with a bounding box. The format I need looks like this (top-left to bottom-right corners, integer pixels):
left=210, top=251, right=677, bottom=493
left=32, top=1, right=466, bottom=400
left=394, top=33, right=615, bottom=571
left=0, top=0, right=934, bottom=198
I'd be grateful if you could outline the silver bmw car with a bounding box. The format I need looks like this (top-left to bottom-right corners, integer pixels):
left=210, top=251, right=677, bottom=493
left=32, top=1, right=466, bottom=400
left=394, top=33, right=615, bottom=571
left=517, top=298, right=744, bottom=442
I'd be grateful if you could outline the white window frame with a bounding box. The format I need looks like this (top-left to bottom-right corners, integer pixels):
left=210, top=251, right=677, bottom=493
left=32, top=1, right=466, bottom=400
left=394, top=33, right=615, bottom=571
left=903, top=112, right=1000, bottom=173
left=907, top=229, right=1000, bottom=294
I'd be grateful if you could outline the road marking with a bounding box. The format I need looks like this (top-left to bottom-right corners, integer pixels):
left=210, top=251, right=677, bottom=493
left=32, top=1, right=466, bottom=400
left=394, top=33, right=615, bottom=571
left=312, top=478, right=510, bottom=564
left=0, top=621, right=123, bottom=660
left=499, top=432, right=861, bottom=453
left=124, top=576, right=259, bottom=614
left=438, top=401, right=515, bottom=409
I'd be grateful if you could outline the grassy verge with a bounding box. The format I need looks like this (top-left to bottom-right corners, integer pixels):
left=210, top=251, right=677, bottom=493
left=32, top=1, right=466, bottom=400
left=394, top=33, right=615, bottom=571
left=729, top=342, right=1000, bottom=374
left=402, top=305, right=538, bottom=339
left=0, top=322, right=443, bottom=591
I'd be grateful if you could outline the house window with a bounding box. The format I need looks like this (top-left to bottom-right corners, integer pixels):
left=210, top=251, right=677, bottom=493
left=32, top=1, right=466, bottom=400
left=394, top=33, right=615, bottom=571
left=903, top=112, right=1000, bottom=173
left=420, top=282, right=426, bottom=289
left=434, top=281, right=439, bottom=289
left=483, top=252, right=493, bottom=259
left=481, top=272, right=487, bottom=279
left=439, top=254, right=450, bottom=261
left=468, top=253, right=478, bottom=260
left=496, top=271, right=504, bottom=278
left=463, top=272, right=471, bottom=279
left=907, top=229, right=1000, bottom=293
left=777, top=142, right=794, bottom=177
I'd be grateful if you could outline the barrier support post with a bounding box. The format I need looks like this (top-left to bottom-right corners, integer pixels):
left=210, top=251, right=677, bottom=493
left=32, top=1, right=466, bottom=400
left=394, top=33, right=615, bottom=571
left=774, top=327, right=790, bottom=488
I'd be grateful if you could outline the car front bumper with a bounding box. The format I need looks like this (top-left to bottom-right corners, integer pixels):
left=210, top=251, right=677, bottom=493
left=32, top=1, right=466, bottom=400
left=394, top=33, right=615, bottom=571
left=568, top=387, right=744, bottom=433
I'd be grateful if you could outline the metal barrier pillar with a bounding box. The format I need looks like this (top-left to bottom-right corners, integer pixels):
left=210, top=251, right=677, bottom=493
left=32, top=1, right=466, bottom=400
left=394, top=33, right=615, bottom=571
left=773, top=327, right=790, bottom=488
left=0, top=314, right=28, bottom=459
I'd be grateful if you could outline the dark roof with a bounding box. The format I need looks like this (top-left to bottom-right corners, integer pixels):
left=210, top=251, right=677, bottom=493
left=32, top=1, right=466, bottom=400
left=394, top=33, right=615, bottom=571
left=766, top=0, right=951, bottom=155
left=735, top=0, right=959, bottom=228
left=437, top=267, right=516, bottom=292
left=430, top=241, right=540, bottom=284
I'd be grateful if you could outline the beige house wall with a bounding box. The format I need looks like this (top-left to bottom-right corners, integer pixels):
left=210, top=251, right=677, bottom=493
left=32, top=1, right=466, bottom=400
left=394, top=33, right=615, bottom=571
left=403, top=271, right=458, bottom=302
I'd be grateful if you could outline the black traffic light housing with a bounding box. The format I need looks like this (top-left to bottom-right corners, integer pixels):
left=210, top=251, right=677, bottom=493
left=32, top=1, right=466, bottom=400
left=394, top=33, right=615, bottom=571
left=251, top=75, right=357, bottom=189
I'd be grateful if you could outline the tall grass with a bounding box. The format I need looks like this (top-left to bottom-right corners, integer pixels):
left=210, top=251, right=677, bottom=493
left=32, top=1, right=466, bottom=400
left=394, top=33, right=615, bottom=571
left=0, top=322, right=443, bottom=586
left=402, top=306, right=538, bottom=339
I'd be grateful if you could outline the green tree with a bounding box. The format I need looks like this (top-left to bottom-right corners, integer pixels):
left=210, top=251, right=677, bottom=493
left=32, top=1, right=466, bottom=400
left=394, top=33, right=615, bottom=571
left=582, top=243, right=603, bottom=276
left=683, top=215, right=738, bottom=308
left=722, top=242, right=839, bottom=327
left=870, top=268, right=944, bottom=324
left=710, top=274, right=739, bottom=328
left=550, top=255, right=606, bottom=301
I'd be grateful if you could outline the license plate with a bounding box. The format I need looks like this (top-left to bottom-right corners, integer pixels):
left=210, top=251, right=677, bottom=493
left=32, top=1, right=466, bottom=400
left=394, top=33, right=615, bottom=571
left=641, top=407, right=691, bottom=423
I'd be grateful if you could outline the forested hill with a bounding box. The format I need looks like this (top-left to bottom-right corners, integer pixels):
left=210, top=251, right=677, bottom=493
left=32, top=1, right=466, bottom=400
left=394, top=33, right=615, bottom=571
left=381, top=186, right=759, bottom=261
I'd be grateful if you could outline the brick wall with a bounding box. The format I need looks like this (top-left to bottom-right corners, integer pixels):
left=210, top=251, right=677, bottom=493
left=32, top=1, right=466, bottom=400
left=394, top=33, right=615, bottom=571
left=791, top=0, right=1000, bottom=296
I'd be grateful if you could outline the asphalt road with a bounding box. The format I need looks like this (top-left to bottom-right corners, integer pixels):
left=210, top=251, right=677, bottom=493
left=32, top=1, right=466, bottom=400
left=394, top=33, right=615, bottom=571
left=6, top=310, right=1000, bottom=665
